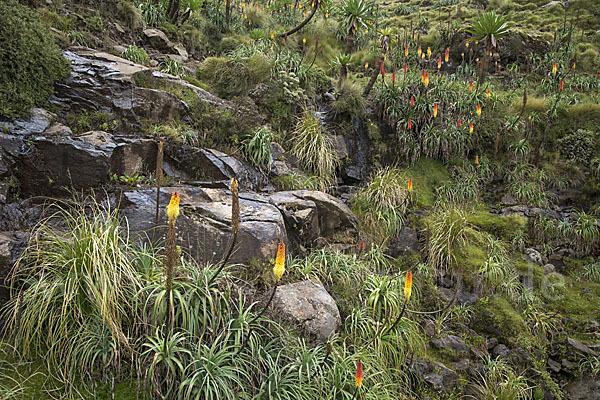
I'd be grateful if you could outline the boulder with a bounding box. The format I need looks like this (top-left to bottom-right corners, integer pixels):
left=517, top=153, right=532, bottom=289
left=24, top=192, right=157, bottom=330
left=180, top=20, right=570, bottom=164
left=432, top=362, right=458, bottom=391
left=52, top=49, right=252, bottom=132
left=120, top=187, right=287, bottom=265
left=430, top=335, right=470, bottom=359
left=492, top=344, right=510, bottom=358
left=0, top=232, right=28, bottom=304
left=386, top=226, right=419, bottom=258
left=567, top=337, right=597, bottom=356
left=9, top=129, right=157, bottom=196
left=142, top=28, right=172, bottom=52
left=163, top=144, right=266, bottom=191
left=273, top=279, right=341, bottom=342
left=542, top=263, right=556, bottom=274
left=0, top=108, right=55, bottom=136
left=269, top=190, right=358, bottom=250
left=565, top=377, right=600, bottom=400
left=524, top=248, right=544, bottom=265
left=424, top=373, right=444, bottom=392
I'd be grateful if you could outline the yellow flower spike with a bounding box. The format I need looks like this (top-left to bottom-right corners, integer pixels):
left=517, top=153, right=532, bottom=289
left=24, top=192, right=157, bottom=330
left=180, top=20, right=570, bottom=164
left=407, top=178, right=413, bottom=193
left=273, top=242, right=286, bottom=282
left=167, top=192, right=180, bottom=224
left=404, top=271, right=412, bottom=303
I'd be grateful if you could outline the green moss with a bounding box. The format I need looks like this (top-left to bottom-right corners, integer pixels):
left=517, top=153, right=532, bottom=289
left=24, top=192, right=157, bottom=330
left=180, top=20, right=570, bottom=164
left=401, top=158, right=450, bottom=208
left=468, top=211, right=527, bottom=242
left=0, top=0, right=70, bottom=118
left=472, top=296, right=537, bottom=348
left=66, top=111, right=117, bottom=134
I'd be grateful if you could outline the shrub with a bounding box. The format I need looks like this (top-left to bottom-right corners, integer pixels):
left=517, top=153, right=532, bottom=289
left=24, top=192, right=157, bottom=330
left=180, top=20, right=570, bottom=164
left=121, top=44, right=150, bottom=65
left=557, top=129, right=597, bottom=164
left=0, top=0, right=70, bottom=118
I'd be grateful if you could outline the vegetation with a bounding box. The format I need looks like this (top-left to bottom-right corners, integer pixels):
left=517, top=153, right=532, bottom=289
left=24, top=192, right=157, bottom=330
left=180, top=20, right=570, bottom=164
left=3, top=0, right=600, bottom=398
left=0, top=0, right=69, bottom=118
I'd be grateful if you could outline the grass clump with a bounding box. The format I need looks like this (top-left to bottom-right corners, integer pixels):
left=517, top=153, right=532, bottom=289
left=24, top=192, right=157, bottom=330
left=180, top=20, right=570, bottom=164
left=244, top=126, right=273, bottom=170
left=0, top=0, right=70, bottom=118
left=1, top=197, right=144, bottom=392
left=121, top=44, right=150, bottom=66
left=291, top=110, right=338, bottom=190
left=353, top=166, right=410, bottom=244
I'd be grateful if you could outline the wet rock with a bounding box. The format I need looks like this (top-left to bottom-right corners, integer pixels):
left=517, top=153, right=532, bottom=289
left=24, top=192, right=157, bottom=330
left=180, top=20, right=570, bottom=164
left=121, top=186, right=287, bottom=265
left=410, top=358, right=430, bottom=378
left=386, top=226, right=419, bottom=258
left=0, top=183, right=8, bottom=204
left=452, top=359, right=471, bottom=373
left=0, top=231, right=28, bottom=305
left=432, top=362, right=458, bottom=391
left=273, top=280, right=341, bottom=342
left=163, top=144, right=266, bottom=191
left=269, top=190, right=358, bottom=250
left=329, top=135, right=349, bottom=160
left=547, top=358, right=561, bottom=373
left=424, top=373, right=444, bottom=392
left=52, top=49, right=251, bottom=132
left=524, top=248, right=544, bottom=265
left=500, top=205, right=528, bottom=216
left=492, top=344, right=510, bottom=358
left=565, top=377, right=600, bottom=400
left=487, top=337, right=498, bottom=351
left=12, top=131, right=157, bottom=196
left=423, top=319, right=436, bottom=338
left=438, top=286, right=479, bottom=306
left=0, top=108, right=55, bottom=136
left=567, top=337, right=597, bottom=356
left=430, top=335, right=470, bottom=355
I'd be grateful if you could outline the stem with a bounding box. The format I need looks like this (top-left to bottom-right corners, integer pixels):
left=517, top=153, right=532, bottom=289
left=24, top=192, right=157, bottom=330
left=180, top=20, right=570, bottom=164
left=237, top=284, right=279, bottom=355
left=278, top=0, right=319, bottom=38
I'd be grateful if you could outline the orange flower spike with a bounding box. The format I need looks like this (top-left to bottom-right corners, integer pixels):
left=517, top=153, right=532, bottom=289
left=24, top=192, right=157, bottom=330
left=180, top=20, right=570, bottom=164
left=407, top=178, right=413, bottom=193
left=403, top=63, right=407, bottom=73
left=572, top=62, right=576, bottom=70
left=421, top=69, right=425, bottom=83
left=425, top=73, right=429, bottom=87
left=458, top=119, right=462, bottom=127
left=445, top=48, right=449, bottom=63
left=417, top=46, right=422, bottom=57
left=270, top=31, right=274, bottom=40
left=438, top=56, right=442, bottom=70
left=433, top=103, right=438, bottom=118
left=465, top=40, right=469, bottom=48
left=560, top=80, right=564, bottom=91
left=475, top=154, right=479, bottom=165
left=405, top=43, right=409, bottom=57
left=469, top=80, right=473, bottom=92
left=487, top=90, right=491, bottom=100
left=359, top=240, right=365, bottom=252
left=273, top=242, right=286, bottom=282
left=392, top=71, right=396, bottom=83
left=552, top=62, right=557, bottom=77
left=167, top=192, right=180, bottom=224
left=365, top=62, right=368, bottom=69
left=410, top=96, right=414, bottom=107
left=407, top=119, right=412, bottom=130
left=427, top=46, right=432, bottom=59
left=355, top=361, right=363, bottom=388
left=404, top=271, right=413, bottom=303
left=477, top=104, right=482, bottom=118
left=469, top=122, right=473, bottom=134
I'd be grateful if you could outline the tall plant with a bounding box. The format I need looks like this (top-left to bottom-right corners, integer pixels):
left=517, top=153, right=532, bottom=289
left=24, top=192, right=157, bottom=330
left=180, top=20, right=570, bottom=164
left=467, top=12, right=510, bottom=83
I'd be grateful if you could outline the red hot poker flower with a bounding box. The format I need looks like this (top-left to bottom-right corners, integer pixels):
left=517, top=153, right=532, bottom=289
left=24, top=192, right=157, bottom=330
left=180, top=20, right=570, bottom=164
left=355, top=361, right=363, bottom=388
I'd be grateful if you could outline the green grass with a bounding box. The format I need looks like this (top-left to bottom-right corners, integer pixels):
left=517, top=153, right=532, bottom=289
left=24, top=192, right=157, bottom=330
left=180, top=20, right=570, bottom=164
left=400, top=158, right=450, bottom=208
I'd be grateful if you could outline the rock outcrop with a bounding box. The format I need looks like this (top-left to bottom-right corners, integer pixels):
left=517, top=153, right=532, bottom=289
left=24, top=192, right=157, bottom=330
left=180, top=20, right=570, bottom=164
left=273, top=279, right=341, bottom=342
